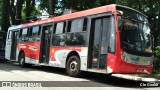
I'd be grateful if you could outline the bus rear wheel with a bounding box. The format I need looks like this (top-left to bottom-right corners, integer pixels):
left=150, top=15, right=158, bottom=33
left=18, top=53, right=26, bottom=67
left=66, top=56, right=81, bottom=77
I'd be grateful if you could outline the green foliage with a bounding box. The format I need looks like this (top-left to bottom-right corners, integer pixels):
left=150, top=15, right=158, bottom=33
left=0, top=0, right=2, bottom=26
left=37, top=0, right=49, bottom=12
left=153, top=46, right=160, bottom=73
left=63, top=0, right=116, bottom=11
left=22, top=3, right=41, bottom=19
left=155, top=46, right=160, bottom=56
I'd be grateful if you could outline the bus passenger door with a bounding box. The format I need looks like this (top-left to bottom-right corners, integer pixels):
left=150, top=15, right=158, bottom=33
left=40, top=25, right=52, bottom=64
left=88, top=17, right=111, bottom=70
left=10, top=31, right=19, bottom=60
left=5, top=30, right=19, bottom=60
left=5, top=31, right=12, bottom=60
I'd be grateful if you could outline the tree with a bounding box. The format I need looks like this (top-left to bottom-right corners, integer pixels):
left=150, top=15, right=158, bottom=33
left=1, top=0, right=41, bottom=31
left=49, top=0, right=56, bottom=15
left=37, top=0, right=49, bottom=12
left=25, top=0, right=36, bottom=21
left=38, top=0, right=60, bottom=15
left=1, top=0, right=10, bottom=32
left=63, top=0, right=117, bottom=11
left=9, top=0, right=25, bottom=25
left=0, top=0, right=2, bottom=26
left=16, top=0, right=25, bottom=24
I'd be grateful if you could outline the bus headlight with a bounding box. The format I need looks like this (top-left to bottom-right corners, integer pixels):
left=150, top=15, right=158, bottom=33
left=147, top=60, right=150, bottom=65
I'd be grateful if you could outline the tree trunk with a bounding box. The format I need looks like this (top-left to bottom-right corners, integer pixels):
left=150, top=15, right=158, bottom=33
left=16, top=0, right=25, bottom=24
left=49, top=0, right=55, bottom=15
left=10, top=0, right=16, bottom=25
left=26, top=0, right=35, bottom=22
left=1, top=0, right=10, bottom=32
left=157, top=10, right=160, bottom=46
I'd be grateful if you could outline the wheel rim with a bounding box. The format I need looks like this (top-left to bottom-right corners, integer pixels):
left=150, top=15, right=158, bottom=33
left=69, top=60, right=78, bottom=73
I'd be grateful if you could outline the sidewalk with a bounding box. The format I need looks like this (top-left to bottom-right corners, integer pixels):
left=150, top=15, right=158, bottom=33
left=112, top=74, right=160, bottom=82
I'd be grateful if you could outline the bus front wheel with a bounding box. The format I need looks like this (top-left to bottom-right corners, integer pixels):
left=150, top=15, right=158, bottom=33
left=66, top=56, right=81, bottom=77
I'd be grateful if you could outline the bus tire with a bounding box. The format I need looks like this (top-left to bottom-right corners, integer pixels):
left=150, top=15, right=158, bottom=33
left=18, top=53, right=26, bottom=67
left=66, top=56, right=81, bottom=77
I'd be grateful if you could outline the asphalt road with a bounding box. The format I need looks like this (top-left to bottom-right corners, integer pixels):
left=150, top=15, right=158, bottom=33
left=0, top=61, right=159, bottom=90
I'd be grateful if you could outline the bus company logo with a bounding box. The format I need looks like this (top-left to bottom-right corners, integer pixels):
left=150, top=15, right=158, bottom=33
left=29, top=45, right=38, bottom=51
left=34, top=46, right=38, bottom=50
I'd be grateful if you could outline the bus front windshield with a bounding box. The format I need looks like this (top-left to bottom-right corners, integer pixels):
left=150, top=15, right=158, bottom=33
left=119, top=17, right=152, bottom=54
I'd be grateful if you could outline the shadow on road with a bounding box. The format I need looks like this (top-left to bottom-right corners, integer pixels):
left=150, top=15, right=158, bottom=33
left=0, top=61, right=157, bottom=88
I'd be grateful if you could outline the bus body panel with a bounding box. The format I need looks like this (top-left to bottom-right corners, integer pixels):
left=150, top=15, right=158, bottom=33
left=5, top=4, right=153, bottom=75
left=17, top=42, right=41, bottom=65
left=112, top=50, right=153, bottom=74
left=49, top=47, right=88, bottom=71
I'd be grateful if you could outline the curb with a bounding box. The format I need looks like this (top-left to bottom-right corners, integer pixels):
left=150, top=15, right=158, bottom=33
left=112, top=74, right=160, bottom=82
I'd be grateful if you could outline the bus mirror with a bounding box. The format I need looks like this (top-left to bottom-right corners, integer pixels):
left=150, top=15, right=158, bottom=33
left=118, top=11, right=123, bottom=16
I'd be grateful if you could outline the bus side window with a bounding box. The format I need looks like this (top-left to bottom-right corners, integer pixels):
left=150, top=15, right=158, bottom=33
left=108, top=17, right=115, bottom=53
left=71, top=18, right=84, bottom=32
left=32, top=26, right=41, bottom=36
left=83, top=18, right=88, bottom=31
left=55, top=22, right=65, bottom=34
left=66, top=18, right=87, bottom=46
left=29, top=26, right=41, bottom=41
left=21, top=28, right=29, bottom=42
left=19, top=29, right=22, bottom=37
left=52, top=22, right=66, bottom=46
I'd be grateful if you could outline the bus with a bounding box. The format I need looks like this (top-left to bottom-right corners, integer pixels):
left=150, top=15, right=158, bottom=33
left=5, top=4, right=153, bottom=77
left=0, top=31, right=6, bottom=60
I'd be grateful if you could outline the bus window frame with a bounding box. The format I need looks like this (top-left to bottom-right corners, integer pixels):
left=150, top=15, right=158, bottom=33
left=87, top=11, right=115, bottom=52
left=30, top=26, right=41, bottom=36
left=51, top=21, right=66, bottom=46
left=40, top=23, right=54, bottom=47
left=19, top=28, right=29, bottom=42
left=8, top=31, right=12, bottom=39
left=67, top=17, right=88, bottom=32
left=65, top=17, right=88, bottom=46
left=27, top=25, right=41, bottom=42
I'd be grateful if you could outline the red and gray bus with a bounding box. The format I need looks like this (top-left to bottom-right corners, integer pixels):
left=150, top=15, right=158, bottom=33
left=5, top=4, right=153, bottom=77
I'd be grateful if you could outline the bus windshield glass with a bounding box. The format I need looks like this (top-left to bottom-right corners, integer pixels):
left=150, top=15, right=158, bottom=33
left=117, top=7, right=152, bottom=54
left=120, top=18, right=152, bottom=53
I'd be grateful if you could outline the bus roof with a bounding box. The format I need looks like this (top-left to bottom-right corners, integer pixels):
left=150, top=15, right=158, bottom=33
left=8, top=4, right=147, bottom=30
left=9, top=4, right=117, bottom=30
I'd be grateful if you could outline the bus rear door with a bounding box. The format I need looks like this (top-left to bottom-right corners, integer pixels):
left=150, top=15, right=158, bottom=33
left=5, top=30, right=19, bottom=60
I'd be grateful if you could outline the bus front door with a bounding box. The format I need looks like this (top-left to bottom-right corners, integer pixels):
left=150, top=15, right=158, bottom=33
left=40, top=25, right=52, bottom=64
left=89, top=17, right=111, bottom=70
